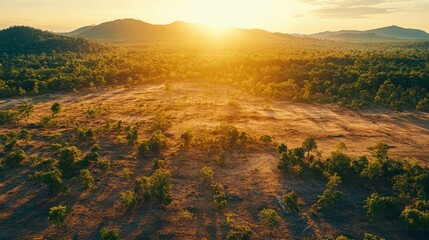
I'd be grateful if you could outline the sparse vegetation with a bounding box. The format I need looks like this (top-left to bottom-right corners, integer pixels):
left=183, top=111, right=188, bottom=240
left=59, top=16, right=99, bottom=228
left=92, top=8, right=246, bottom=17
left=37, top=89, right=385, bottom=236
left=48, top=205, right=69, bottom=225
left=258, top=208, right=280, bottom=229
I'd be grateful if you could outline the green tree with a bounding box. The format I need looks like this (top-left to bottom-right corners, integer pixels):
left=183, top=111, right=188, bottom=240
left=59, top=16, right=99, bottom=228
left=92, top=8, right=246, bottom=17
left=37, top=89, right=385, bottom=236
left=58, top=146, right=81, bottom=174
left=50, top=102, right=61, bottom=116
left=302, top=135, right=318, bottom=157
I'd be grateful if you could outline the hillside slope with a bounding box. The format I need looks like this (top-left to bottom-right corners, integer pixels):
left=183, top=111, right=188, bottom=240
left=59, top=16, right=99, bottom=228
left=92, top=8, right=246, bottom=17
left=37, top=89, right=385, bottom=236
left=0, top=26, right=105, bottom=55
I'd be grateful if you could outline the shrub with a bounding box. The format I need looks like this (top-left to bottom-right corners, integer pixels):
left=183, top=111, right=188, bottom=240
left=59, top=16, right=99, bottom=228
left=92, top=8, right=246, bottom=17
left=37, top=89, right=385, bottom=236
left=100, top=227, right=121, bottom=240
left=126, top=126, right=139, bottom=144
left=5, top=149, right=26, bottom=168
left=367, top=142, right=392, bottom=162
left=0, top=110, right=17, bottom=124
left=40, top=115, right=55, bottom=128
left=79, top=169, right=95, bottom=189
left=77, top=128, right=95, bottom=142
left=200, top=166, right=214, bottom=181
left=281, top=191, right=299, bottom=213
left=363, top=233, right=385, bottom=240
left=148, top=130, right=167, bottom=154
left=259, top=135, right=272, bottom=143
left=326, top=151, right=351, bottom=179
left=178, top=210, right=193, bottom=220
left=226, top=225, right=253, bottom=240
left=98, top=159, right=112, bottom=173
left=363, top=193, right=399, bottom=222
left=277, top=147, right=305, bottom=172
left=3, top=138, right=17, bottom=152
left=134, top=169, right=172, bottom=205
left=120, top=190, right=137, bottom=208
left=51, top=102, right=61, bottom=116
left=48, top=205, right=69, bottom=225
left=83, top=151, right=99, bottom=164
left=17, top=103, right=34, bottom=120
left=258, top=208, right=280, bottom=229
left=138, top=141, right=150, bottom=157
left=400, top=203, right=429, bottom=234
left=17, top=130, right=31, bottom=142
left=214, top=192, right=227, bottom=209
left=317, top=189, right=343, bottom=208
left=276, top=143, right=287, bottom=154
left=30, top=168, right=63, bottom=195
left=58, top=146, right=81, bottom=174
left=90, top=144, right=101, bottom=152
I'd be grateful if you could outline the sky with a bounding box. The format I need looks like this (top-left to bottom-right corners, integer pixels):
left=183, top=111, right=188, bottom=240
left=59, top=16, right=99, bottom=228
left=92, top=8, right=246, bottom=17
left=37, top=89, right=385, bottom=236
left=0, top=0, right=428, bottom=34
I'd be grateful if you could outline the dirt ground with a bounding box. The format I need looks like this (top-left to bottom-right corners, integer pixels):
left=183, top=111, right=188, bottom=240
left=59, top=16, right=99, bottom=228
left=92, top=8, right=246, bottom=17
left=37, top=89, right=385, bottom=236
left=0, top=82, right=428, bottom=239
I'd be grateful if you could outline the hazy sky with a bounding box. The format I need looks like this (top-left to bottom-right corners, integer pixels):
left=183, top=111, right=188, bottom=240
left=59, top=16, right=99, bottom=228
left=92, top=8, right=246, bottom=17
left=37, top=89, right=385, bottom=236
left=0, top=0, right=428, bottom=34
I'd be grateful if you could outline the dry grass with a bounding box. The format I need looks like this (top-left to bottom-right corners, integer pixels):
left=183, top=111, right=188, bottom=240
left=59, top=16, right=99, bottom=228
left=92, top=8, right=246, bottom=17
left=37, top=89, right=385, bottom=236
left=0, top=82, right=428, bottom=239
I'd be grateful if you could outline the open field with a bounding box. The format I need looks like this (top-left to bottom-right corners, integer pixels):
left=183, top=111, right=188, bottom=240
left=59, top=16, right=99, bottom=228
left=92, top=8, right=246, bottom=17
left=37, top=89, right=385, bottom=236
left=0, top=82, right=428, bottom=239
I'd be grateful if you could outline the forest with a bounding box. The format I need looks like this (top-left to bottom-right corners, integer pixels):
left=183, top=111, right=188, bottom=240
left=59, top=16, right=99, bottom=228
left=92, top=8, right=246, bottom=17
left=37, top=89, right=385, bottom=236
left=0, top=27, right=428, bottom=112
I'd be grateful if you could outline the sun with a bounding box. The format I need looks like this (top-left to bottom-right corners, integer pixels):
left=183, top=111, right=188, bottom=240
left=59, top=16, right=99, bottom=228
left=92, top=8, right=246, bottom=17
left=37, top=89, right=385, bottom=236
left=180, top=0, right=265, bottom=31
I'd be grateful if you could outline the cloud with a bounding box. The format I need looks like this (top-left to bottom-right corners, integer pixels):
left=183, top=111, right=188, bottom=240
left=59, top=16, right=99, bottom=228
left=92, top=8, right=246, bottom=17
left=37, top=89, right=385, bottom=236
left=299, top=0, right=409, bottom=18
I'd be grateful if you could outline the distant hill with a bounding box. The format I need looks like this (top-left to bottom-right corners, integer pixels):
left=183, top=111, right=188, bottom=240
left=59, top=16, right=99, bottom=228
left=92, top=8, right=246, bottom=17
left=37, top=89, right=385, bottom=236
left=0, top=26, right=105, bottom=55
left=64, top=18, right=309, bottom=45
left=309, top=26, right=429, bottom=40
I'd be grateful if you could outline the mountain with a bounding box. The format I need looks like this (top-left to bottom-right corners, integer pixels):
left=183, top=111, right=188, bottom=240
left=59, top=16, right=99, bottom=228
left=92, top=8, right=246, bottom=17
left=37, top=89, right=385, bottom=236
left=62, top=25, right=95, bottom=36
left=63, top=18, right=306, bottom=45
left=309, top=26, right=429, bottom=40
left=0, top=26, right=105, bottom=55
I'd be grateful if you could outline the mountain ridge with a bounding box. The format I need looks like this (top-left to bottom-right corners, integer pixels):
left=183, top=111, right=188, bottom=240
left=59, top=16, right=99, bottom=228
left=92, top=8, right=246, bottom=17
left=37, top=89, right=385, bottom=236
left=309, top=25, right=429, bottom=40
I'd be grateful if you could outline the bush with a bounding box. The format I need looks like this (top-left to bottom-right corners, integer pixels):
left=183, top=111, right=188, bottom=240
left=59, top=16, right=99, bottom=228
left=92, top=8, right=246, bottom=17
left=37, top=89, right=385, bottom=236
left=134, top=169, right=172, bottom=205
left=258, top=208, right=280, bottom=229
left=214, top=192, right=227, bottom=209
left=30, top=168, right=63, bottom=195
left=51, top=102, right=61, bottom=116
left=40, top=115, right=55, bottom=128
left=400, top=203, right=429, bottom=234
left=363, top=193, right=399, bottom=222
left=58, top=146, right=81, bottom=174
left=100, top=227, right=121, bottom=240
left=326, top=151, right=351, bottom=179
left=79, top=169, right=95, bottom=189
left=5, top=149, right=26, bottom=168
left=146, top=130, right=167, bottom=155
left=276, top=143, right=287, bottom=154
left=77, top=128, right=95, bottom=142
left=363, top=233, right=385, bottom=240
left=226, top=225, right=253, bottom=240
left=48, top=205, right=69, bottom=225
left=138, top=141, right=150, bottom=157
left=178, top=210, right=193, bottom=220
left=98, top=159, right=112, bottom=173
left=120, top=190, right=137, bottom=208
left=17, top=130, right=31, bottom=142
left=126, top=126, right=139, bottom=144
left=259, top=135, right=272, bottom=143
left=200, top=166, right=214, bottom=181
left=317, top=189, right=343, bottom=208
left=281, top=191, right=299, bottom=213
